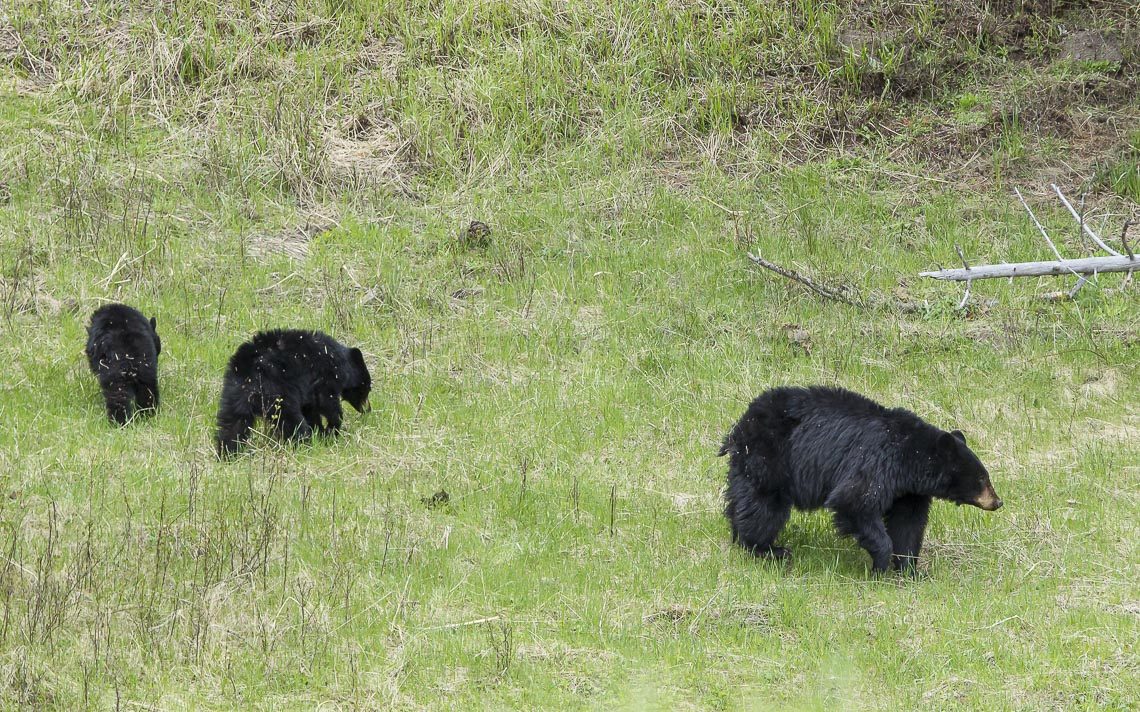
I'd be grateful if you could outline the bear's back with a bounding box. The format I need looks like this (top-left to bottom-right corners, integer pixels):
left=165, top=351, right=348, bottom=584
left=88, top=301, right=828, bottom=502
left=86, top=304, right=158, bottom=369
left=228, top=329, right=343, bottom=380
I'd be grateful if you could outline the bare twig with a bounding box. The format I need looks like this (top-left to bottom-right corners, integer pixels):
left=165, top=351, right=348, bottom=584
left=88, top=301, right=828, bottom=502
left=747, top=253, right=865, bottom=307
left=925, top=188, right=1140, bottom=296
left=1068, top=276, right=1089, bottom=299
left=953, top=245, right=972, bottom=307
left=1051, top=184, right=1121, bottom=256
left=958, top=280, right=972, bottom=310
left=425, top=615, right=502, bottom=631
left=955, top=245, right=970, bottom=270
left=1015, top=188, right=1067, bottom=264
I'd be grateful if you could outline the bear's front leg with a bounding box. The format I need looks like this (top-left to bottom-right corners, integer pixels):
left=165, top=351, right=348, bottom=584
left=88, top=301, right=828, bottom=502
left=833, top=511, right=893, bottom=572
left=318, top=393, right=343, bottom=434
left=885, top=495, right=932, bottom=574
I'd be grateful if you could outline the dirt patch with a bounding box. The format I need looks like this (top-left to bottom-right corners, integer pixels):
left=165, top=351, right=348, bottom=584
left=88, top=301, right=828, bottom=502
left=572, top=306, right=605, bottom=343
left=1060, top=30, right=1124, bottom=63
left=763, top=0, right=1140, bottom=189
left=644, top=603, right=773, bottom=631
left=246, top=218, right=334, bottom=261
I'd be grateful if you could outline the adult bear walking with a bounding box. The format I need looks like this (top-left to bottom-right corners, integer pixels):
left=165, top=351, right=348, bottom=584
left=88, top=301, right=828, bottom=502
left=719, top=386, right=1002, bottom=573
left=85, top=303, right=162, bottom=424
left=215, top=329, right=371, bottom=456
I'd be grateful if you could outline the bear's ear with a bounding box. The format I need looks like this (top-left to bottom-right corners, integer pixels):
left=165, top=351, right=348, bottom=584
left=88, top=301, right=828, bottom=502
left=938, top=431, right=960, bottom=454
left=951, top=429, right=966, bottom=445
left=349, top=347, right=366, bottom=369
left=150, top=317, right=157, bottom=331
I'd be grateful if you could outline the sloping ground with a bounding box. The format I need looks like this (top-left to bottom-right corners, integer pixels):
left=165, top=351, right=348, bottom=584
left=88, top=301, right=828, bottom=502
left=2, top=0, right=1137, bottom=202
left=0, top=2, right=1137, bottom=710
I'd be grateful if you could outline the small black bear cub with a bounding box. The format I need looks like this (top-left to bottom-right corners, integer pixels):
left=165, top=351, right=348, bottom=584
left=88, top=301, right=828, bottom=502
left=720, top=386, right=1002, bottom=573
left=85, top=303, right=162, bottom=425
left=215, top=329, right=371, bottom=456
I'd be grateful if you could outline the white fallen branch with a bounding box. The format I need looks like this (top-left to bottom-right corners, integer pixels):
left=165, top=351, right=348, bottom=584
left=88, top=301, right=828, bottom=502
left=920, top=254, right=1139, bottom=281
left=921, top=187, right=1138, bottom=303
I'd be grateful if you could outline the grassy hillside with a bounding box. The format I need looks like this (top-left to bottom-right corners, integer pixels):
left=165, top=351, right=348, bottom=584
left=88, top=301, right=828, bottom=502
left=1, top=1, right=1137, bottom=709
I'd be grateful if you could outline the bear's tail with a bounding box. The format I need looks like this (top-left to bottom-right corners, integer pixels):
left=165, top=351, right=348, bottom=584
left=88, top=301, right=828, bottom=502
left=102, top=381, right=136, bottom=425
left=717, top=435, right=734, bottom=457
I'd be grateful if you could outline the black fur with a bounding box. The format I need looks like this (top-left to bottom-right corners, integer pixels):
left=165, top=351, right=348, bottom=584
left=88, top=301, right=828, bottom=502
left=85, top=303, right=161, bottom=425
left=215, top=329, right=372, bottom=456
left=719, top=386, right=1002, bottom=574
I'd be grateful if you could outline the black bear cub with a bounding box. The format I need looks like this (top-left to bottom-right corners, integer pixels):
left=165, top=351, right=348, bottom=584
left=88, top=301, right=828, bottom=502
left=720, top=386, right=1002, bottom=574
left=85, top=303, right=162, bottom=424
left=215, top=329, right=371, bottom=456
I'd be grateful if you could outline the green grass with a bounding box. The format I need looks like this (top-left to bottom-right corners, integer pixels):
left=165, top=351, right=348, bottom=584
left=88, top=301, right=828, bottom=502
left=1, top=1, right=1138, bottom=709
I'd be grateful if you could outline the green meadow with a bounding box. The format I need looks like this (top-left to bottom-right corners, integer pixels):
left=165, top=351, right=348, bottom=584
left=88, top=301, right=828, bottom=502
left=0, top=1, right=1136, bottom=709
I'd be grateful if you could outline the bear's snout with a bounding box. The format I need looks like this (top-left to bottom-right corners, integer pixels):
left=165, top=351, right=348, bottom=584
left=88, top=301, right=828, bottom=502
left=973, top=483, right=1003, bottom=511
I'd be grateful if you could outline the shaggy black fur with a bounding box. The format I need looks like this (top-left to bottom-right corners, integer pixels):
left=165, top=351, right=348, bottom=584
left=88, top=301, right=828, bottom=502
left=719, top=386, right=1002, bottom=573
left=215, top=329, right=371, bottom=456
left=85, top=303, right=162, bottom=425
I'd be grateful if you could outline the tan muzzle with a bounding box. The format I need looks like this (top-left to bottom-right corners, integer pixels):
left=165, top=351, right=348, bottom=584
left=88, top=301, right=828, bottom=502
left=974, top=483, right=1003, bottom=511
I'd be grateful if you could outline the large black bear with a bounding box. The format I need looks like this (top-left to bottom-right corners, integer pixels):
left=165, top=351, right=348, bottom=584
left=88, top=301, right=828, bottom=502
left=719, top=386, right=1002, bottom=573
left=85, top=303, right=162, bottom=424
left=215, top=329, right=371, bottom=456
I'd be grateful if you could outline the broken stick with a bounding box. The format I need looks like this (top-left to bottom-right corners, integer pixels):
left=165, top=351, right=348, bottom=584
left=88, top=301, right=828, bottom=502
left=747, top=253, right=866, bottom=307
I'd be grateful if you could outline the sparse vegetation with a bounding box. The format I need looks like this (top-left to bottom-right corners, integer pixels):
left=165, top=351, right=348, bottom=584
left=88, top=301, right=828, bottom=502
left=0, top=1, right=1137, bottom=709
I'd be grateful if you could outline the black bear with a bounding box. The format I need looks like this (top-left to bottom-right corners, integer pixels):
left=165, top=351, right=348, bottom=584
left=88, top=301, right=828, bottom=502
left=719, top=386, right=1002, bottom=573
left=85, top=303, right=162, bottom=424
left=215, top=329, right=371, bottom=456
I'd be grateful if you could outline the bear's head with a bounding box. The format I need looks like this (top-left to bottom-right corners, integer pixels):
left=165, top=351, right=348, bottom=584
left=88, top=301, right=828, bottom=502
left=938, top=430, right=1002, bottom=511
left=342, top=347, right=372, bottom=413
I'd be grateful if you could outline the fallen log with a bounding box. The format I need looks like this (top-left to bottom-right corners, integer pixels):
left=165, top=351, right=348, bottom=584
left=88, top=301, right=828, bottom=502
left=919, top=254, right=1139, bottom=282
left=921, top=186, right=1137, bottom=305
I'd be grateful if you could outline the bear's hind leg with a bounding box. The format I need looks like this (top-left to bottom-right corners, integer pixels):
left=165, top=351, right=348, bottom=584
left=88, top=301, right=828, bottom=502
left=216, top=414, right=255, bottom=457
left=726, top=480, right=792, bottom=560
left=270, top=400, right=313, bottom=444
left=832, top=511, right=893, bottom=572
left=885, top=495, right=932, bottom=574
left=136, top=378, right=159, bottom=414
left=102, top=381, right=135, bottom=425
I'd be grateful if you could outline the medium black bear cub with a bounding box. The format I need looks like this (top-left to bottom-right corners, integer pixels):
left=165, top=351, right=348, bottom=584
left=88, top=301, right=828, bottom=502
left=85, top=303, right=162, bottom=424
left=720, top=386, right=1002, bottom=573
left=215, top=329, right=371, bottom=456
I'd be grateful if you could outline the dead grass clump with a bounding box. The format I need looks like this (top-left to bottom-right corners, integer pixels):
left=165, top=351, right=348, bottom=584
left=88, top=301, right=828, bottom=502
left=644, top=603, right=774, bottom=632
left=324, top=107, right=418, bottom=192
left=351, top=33, right=405, bottom=82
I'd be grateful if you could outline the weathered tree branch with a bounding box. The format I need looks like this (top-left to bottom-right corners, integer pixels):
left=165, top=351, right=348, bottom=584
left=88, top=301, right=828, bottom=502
left=920, top=255, right=1139, bottom=281
left=922, top=187, right=1137, bottom=303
